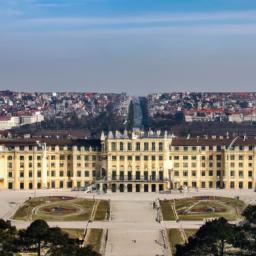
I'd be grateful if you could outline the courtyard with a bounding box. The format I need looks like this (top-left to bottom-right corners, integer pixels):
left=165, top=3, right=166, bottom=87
left=160, top=196, right=246, bottom=221
left=12, top=196, right=110, bottom=222
left=0, top=189, right=255, bottom=256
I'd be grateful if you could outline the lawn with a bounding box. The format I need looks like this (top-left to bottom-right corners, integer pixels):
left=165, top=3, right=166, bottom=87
left=167, top=229, right=197, bottom=254
left=161, top=196, right=246, bottom=221
left=160, top=200, right=176, bottom=221
left=94, top=200, right=110, bottom=221
left=63, top=228, right=84, bottom=240
left=167, top=229, right=184, bottom=254
left=12, top=196, right=109, bottom=222
left=85, top=229, right=103, bottom=253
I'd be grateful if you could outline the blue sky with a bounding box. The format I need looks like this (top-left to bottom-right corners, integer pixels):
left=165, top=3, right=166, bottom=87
left=0, top=0, right=256, bottom=94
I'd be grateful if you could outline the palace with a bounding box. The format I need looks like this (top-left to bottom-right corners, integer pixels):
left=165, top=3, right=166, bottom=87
left=0, top=130, right=255, bottom=191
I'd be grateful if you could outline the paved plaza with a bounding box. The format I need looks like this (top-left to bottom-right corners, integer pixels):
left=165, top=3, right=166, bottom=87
left=1, top=189, right=256, bottom=256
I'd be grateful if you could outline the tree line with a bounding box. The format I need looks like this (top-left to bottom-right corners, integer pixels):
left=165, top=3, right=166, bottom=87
left=176, top=205, right=256, bottom=256
left=0, top=219, right=100, bottom=256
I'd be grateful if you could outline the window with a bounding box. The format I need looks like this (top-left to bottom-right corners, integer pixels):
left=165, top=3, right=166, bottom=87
left=136, top=142, right=140, bottom=151
left=128, top=143, right=132, bottom=151
left=51, top=155, right=55, bottom=160
left=120, top=171, right=124, bottom=180
left=77, top=171, right=81, bottom=177
left=60, top=171, right=64, bottom=177
left=8, top=183, right=13, bottom=189
left=120, top=156, right=124, bottom=161
left=144, top=142, right=149, bottom=151
left=159, top=142, right=163, bottom=151
left=152, top=142, right=155, bottom=151
left=159, top=155, right=163, bottom=161
left=85, top=171, right=89, bottom=177
left=144, top=156, right=148, bottom=161
left=128, top=156, right=132, bottom=161
left=20, top=172, right=24, bottom=178
left=159, top=171, right=163, bottom=181
left=136, top=171, right=140, bottom=180
left=8, top=172, right=12, bottom=178
left=120, top=142, right=124, bottom=151
left=111, top=142, right=116, bottom=151
left=248, top=171, right=253, bottom=177
left=174, top=156, right=179, bottom=160
left=20, top=183, right=24, bottom=189
left=135, top=156, right=140, bottom=161
left=29, top=171, right=33, bottom=178
left=144, top=171, right=148, bottom=180
left=77, top=156, right=81, bottom=160
left=20, top=156, right=24, bottom=161
left=37, top=171, right=41, bottom=177
left=112, top=156, right=117, bottom=160
left=7, top=156, right=12, bottom=160
left=151, top=171, right=156, bottom=181
left=152, top=156, right=156, bottom=161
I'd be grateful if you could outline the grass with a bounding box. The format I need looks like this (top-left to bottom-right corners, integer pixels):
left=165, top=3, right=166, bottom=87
left=161, top=196, right=246, bottom=221
left=12, top=197, right=108, bottom=221
left=184, top=229, right=197, bottom=239
left=94, top=200, right=110, bottom=221
left=85, top=229, right=103, bottom=253
left=168, top=229, right=197, bottom=254
left=160, top=200, right=176, bottom=221
left=167, top=229, right=184, bottom=254
left=63, top=228, right=84, bottom=240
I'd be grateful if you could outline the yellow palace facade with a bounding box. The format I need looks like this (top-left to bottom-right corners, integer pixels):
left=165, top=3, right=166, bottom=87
left=0, top=130, right=255, bottom=192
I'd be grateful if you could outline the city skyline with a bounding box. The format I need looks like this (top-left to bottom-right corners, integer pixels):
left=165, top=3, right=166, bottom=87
left=1, top=0, right=256, bottom=94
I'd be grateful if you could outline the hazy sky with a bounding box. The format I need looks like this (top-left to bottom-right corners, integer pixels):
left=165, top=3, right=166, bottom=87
left=1, top=0, right=256, bottom=95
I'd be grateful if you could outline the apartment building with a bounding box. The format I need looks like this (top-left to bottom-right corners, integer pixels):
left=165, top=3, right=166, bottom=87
left=0, top=131, right=255, bottom=191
